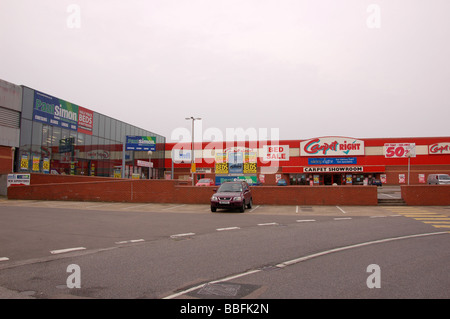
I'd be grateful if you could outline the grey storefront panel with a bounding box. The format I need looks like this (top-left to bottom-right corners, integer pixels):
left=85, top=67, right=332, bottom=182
left=16, top=86, right=166, bottom=178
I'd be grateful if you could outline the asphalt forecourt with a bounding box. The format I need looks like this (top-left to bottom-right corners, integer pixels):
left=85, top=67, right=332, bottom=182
left=0, top=198, right=433, bottom=216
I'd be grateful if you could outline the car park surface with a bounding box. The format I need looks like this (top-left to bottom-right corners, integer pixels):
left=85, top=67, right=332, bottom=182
left=0, top=197, right=449, bottom=301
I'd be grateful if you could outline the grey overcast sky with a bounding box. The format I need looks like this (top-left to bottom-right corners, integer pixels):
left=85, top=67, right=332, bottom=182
left=1, top=0, right=449, bottom=142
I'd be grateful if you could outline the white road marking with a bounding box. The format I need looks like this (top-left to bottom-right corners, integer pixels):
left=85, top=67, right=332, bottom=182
left=370, top=216, right=387, bottom=218
left=296, top=219, right=316, bottom=223
left=249, top=205, right=260, bottom=213
left=120, top=203, right=155, bottom=210
left=216, top=227, right=240, bottom=231
left=84, top=203, right=116, bottom=209
left=162, top=204, right=186, bottom=211
left=380, top=193, right=398, bottom=198
left=163, top=231, right=448, bottom=299
left=170, top=233, right=196, bottom=238
left=0, top=257, right=9, bottom=262
left=334, top=217, right=352, bottom=220
left=296, top=206, right=299, bottom=213
left=257, top=222, right=278, bottom=226
left=115, top=239, right=145, bottom=244
left=50, top=247, right=86, bottom=255
left=336, top=206, right=347, bottom=214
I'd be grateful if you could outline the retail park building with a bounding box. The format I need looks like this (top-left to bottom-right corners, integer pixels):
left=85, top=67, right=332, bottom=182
left=1, top=78, right=449, bottom=194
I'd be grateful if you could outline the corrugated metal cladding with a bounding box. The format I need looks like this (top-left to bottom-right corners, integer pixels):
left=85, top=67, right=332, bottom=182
left=0, top=106, right=20, bottom=129
left=0, top=79, right=22, bottom=112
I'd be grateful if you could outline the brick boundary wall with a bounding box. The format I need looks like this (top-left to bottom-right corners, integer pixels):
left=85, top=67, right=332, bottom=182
left=7, top=174, right=379, bottom=205
left=401, top=185, right=450, bottom=206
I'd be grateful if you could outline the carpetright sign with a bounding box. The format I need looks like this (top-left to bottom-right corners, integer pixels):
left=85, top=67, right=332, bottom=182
left=300, top=137, right=365, bottom=157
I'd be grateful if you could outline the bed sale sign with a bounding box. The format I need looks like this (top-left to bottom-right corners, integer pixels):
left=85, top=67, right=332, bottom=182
left=384, top=143, right=416, bottom=158
left=261, top=145, right=289, bottom=161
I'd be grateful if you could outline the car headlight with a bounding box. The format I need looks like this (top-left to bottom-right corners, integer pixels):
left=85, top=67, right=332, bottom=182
left=211, top=196, right=218, bottom=201
left=233, top=196, right=242, bottom=201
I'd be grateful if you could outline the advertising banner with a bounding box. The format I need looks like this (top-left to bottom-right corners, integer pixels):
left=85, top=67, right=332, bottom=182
left=418, top=174, right=426, bottom=183
left=33, top=91, right=93, bottom=135
left=243, top=162, right=257, bottom=174
left=7, top=174, right=30, bottom=187
left=308, top=157, right=357, bottom=165
left=300, top=137, right=365, bottom=157
left=215, top=175, right=258, bottom=185
left=215, top=163, right=229, bottom=174
left=261, top=145, right=289, bottom=161
left=384, top=143, right=416, bottom=158
left=125, top=136, right=156, bottom=151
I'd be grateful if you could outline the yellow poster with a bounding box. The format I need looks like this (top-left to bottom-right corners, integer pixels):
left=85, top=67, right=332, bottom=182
left=42, top=158, right=50, bottom=173
left=243, top=162, right=257, bottom=174
left=20, top=155, right=28, bottom=170
left=215, top=162, right=228, bottom=174
left=32, top=157, right=40, bottom=172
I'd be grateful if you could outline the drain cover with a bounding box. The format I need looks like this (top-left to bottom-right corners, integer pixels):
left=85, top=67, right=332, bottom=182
left=197, top=283, right=240, bottom=297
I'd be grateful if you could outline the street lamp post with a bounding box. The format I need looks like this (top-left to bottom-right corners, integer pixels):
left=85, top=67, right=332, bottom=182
left=185, top=116, right=201, bottom=186
left=148, top=150, right=153, bottom=179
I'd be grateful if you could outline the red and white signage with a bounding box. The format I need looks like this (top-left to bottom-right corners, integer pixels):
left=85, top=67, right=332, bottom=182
left=300, top=137, right=365, bottom=157
left=429, top=142, right=450, bottom=155
left=137, top=160, right=153, bottom=167
left=262, top=145, right=289, bottom=161
left=77, top=106, right=94, bottom=135
left=384, top=143, right=416, bottom=158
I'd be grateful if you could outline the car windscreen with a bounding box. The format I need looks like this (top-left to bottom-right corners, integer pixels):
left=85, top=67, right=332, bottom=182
left=198, top=179, right=210, bottom=183
left=218, top=183, right=242, bottom=192
left=439, top=175, right=450, bottom=180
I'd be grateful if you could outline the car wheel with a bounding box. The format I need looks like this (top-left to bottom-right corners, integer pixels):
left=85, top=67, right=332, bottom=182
left=247, top=198, right=252, bottom=209
left=211, top=207, right=216, bottom=212
left=239, top=202, right=245, bottom=213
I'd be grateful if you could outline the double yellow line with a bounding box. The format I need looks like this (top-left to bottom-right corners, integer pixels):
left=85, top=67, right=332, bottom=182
left=384, top=207, right=450, bottom=230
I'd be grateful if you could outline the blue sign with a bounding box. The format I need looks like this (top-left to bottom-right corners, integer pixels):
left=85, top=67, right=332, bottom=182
left=125, top=136, right=156, bottom=151
left=308, top=157, right=357, bottom=165
left=215, top=175, right=258, bottom=186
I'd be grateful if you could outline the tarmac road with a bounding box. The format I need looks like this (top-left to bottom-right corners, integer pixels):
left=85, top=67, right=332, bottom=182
left=0, top=199, right=449, bottom=302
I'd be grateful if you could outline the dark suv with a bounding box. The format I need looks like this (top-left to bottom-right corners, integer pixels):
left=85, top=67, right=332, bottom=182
left=210, top=181, right=253, bottom=213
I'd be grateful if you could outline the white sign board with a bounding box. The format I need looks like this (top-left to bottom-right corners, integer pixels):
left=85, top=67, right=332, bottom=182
left=261, top=145, right=290, bottom=161
left=7, top=174, right=30, bottom=187
left=384, top=143, right=416, bottom=158
left=172, top=149, right=192, bottom=163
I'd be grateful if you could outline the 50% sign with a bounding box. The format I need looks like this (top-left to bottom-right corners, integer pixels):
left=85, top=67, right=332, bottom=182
left=384, top=143, right=416, bottom=158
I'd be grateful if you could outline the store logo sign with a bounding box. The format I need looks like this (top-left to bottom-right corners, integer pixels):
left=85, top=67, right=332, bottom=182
left=429, top=142, right=450, bottom=155
left=300, top=137, right=365, bottom=157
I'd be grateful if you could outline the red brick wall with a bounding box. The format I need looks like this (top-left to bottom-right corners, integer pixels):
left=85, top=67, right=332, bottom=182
left=8, top=173, right=378, bottom=205
left=30, top=173, right=112, bottom=185
left=0, top=146, right=13, bottom=174
left=251, top=186, right=378, bottom=205
left=401, top=185, right=450, bottom=205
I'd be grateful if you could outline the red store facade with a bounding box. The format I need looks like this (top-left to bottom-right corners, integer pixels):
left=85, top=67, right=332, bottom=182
left=165, top=136, right=450, bottom=186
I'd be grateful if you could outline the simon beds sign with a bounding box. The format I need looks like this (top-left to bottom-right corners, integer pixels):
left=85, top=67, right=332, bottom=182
left=32, top=91, right=94, bottom=135
left=300, top=137, right=365, bottom=157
